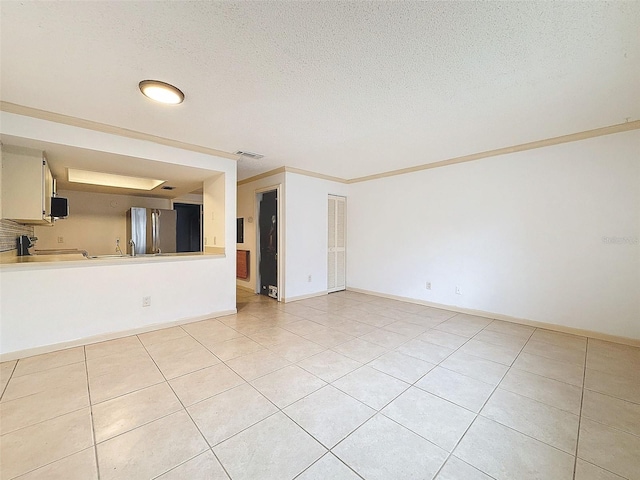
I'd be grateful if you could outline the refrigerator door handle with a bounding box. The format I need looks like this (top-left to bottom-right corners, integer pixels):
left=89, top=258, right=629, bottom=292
left=151, top=210, right=158, bottom=253
left=155, top=209, right=162, bottom=254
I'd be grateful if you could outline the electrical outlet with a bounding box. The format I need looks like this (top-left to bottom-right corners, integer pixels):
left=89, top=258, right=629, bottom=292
left=142, top=296, right=151, bottom=307
left=308, top=275, right=312, bottom=282
left=214, top=236, right=216, bottom=245
left=456, top=286, right=462, bottom=295
left=57, top=236, right=64, bottom=243
left=425, top=281, right=431, bottom=290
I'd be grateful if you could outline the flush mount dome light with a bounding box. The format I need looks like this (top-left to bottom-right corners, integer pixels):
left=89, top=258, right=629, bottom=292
left=139, top=80, right=184, bottom=105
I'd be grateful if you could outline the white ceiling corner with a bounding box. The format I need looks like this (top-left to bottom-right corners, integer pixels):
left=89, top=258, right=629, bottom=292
left=1, top=1, right=638, bottom=181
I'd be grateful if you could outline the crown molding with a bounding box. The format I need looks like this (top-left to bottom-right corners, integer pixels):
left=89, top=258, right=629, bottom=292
left=238, top=119, right=640, bottom=186
left=2, top=102, right=636, bottom=185
left=0, top=101, right=239, bottom=161
left=238, top=166, right=349, bottom=186
left=347, top=120, right=640, bottom=184
left=284, top=167, right=348, bottom=184
left=237, top=167, right=287, bottom=186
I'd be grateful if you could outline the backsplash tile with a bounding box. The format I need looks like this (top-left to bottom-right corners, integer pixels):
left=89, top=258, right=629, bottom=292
left=0, top=219, right=34, bottom=252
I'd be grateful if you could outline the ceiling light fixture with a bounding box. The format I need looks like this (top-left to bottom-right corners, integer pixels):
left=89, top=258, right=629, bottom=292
left=138, top=80, right=184, bottom=105
left=68, top=168, right=165, bottom=190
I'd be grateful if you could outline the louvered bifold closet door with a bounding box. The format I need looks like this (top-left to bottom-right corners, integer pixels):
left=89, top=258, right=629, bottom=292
left=328, top=195, right=346, bottom=292
left=328, top=196, right=337, bottom=290
left=335, top=198, right=346, bottom=289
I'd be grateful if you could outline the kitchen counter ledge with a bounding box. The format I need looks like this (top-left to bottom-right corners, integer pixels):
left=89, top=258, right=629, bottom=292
left=0, top=251, right=225, bottom=271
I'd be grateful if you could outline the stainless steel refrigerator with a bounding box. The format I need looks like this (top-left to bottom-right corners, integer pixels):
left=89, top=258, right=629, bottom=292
left=126, top=207, right=177, bottom=255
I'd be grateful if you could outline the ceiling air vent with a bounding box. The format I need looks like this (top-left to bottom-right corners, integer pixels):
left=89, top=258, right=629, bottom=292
left=161, top=186, right=176, bottom=190
left=234, top=150, right=264, bottom=160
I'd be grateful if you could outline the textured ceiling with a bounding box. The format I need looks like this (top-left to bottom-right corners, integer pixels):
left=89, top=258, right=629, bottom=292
left=1, top=1, right=639, bottom=180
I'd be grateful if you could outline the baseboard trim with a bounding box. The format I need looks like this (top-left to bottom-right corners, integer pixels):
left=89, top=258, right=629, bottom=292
left=0, top=308, right=237, bottom=362
left=283, top=291, right=329, bottom=303
left=346, top=287, right=640, bottom=347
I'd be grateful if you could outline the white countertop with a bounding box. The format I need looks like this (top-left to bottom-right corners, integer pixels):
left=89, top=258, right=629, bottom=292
left=0, top=250, right=226, bottom=270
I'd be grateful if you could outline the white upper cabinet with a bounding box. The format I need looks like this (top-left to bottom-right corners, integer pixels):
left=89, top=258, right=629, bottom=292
left=1, top=146, right=53, bottom=225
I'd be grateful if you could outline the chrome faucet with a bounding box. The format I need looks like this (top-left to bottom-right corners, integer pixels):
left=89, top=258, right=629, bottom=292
left=129, top=239, right=136, bottom=256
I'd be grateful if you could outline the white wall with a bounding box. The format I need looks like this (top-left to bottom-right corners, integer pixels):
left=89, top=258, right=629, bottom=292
left=236, top=172, right=285, bottom=292
left=347, top=130, right=640, bottom=339
left=204, top=173, right=226, bottom=248
left=0, top=112, right=237, bottom=357
left=284, top=172, right=348, bottom=300
left=235, top=171, right=348, bottom=301
left=34, top=189, right=171, bottom=255
left=0, top=257, right=234, bottom=355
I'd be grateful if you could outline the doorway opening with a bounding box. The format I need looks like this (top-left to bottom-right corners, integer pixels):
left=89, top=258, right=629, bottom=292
left=257, top=189, right=279, bottom=299
left=174, top=203, right=202, bottom=253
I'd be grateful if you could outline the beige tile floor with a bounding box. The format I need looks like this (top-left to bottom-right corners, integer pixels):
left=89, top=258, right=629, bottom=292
left=1, top=289, right=639, bottom=479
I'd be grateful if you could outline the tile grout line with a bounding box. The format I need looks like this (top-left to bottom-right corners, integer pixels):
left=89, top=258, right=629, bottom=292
left=578, top=376, right=640, bottom=406
left=83, top=345, right=101, bottom=480
left=84, top=341, right=183, bottom=444
left=428, top=323, right=535, bottom=479
left=472, top=407, right=583, bottom=456
left=184, top=305, right=411, bottom=390
left=576, top=414, right=640, bottom=440
left=1, top=350, right=94, bottom=477
left=93, top=404, right=181, bottom=445
left=572, top=338, right=589, bottom=480
left=508, top=352, right=585, bottom=387
left=495, top=375, right=584, bottom=415
left=0, top=333, right=581, bottom=453
left=143, top=306, right=375, bottom=475
left=7, top=448, right=96, bottom=479
left=172, top=331, right=341, bottom=478
left=3, top=293, right=636, bottom=480
left=182, top=320, right=308, bottom=384
left=3, top=352, right=101, bottom=473
left=0, top=359, right=18, bottom=401
left=148, top=451, right=217, bottom=480
left=432, top=416, right=491, bottom=480
left=0, top=390, right=93, bottom=436
left=472, top=331, right=603, bottom=459
left=136, top=337, right=236, bottom=480
left=196, top=303, right=385, bottom=476
left=238, top=383, right=336, bottom=477
left=291, top=452, right=365, bottom=480
left=89, top=378, right=166, bottom=408
left=99, top=325, right=505, bottom=479
left=575, top=458, right=632, bottom=480
left=323, top=315, right=526, bottom=478
left=295, top=357, right=364, bottom=385
left=6, top=358, right=87, bottom=380
left=0, top=359, right=87, bottom=404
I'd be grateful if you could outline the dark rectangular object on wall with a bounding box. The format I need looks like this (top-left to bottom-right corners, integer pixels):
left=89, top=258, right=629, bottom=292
left=237, top=218, right=244, bottom=243
left=237, top=249, right=249, bottom=279
left=50, top=197, right=68, bottom=218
